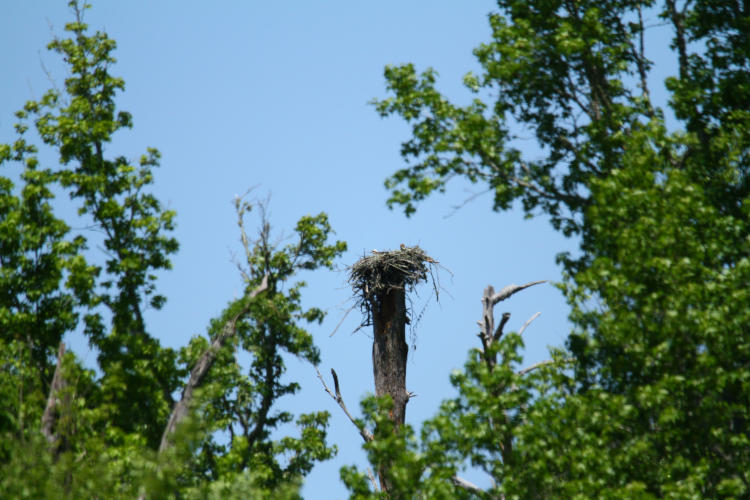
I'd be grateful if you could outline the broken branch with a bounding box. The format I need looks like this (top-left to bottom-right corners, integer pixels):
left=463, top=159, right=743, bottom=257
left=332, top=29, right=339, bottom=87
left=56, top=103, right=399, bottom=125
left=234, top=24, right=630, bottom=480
left=493, top=312, right=511, bottom=342
left=491, top=280, right=546, bottom=306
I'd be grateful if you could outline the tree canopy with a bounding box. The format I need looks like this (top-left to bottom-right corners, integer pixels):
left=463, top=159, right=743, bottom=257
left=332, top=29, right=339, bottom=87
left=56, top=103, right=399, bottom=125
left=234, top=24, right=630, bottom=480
left=358, top=0, right=750, bottom=497
left=2, top=0, right=749, bottom=498
left=1, top=2, right=345, bottom=497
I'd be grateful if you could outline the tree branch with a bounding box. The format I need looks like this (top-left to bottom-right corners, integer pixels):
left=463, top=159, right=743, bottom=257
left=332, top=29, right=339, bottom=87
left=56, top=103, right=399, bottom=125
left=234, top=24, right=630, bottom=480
left=491, top=280, right=546, bottom=305
left=517, top=359, right=555, bottom=377
left=316, top=367, right=373, bottom=442
left=480, top=282, right=545, bottom=370
left=158, top=274, right=268, bottom=453
left=451, top=475, right=502, bottom=499
left=517, top=312, right=541, bottom=337
left=366, top=468, right=379, bottom=492
left=493, top=312, right=511, bottom=342
left=241, top=328, right=280, bottom=468
left=480, top=285, right=497, bottom=369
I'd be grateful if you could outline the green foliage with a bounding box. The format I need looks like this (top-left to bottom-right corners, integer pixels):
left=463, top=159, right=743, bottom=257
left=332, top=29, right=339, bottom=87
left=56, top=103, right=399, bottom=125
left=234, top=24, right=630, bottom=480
left=374, top=0, right=749, bottom=245
left=1, top=0, right=180, bottom=448
left=374, top=0, right=663, bottom=237
left=499, top=158, right=750, bottom=497
left=340, top=395, right=461, bottom=500
left=37, top=2, right=181, bottom=447
left=171, top=199, right=345, bottom=493
left=0, top=1, right=346, bottom=497
left=356, top=0, right=750, bottom=497
left=0, top=117, right=93, bottom=386
left=551, top=167, right=750, bottom=496
left=5, top=0, right=749, bottom=497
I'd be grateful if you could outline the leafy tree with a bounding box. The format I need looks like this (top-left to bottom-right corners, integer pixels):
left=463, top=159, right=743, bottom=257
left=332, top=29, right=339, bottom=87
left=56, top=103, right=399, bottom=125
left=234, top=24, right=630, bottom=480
left=373, top=0, right=749, bottom=260
left=344, top=0, right=750, bottom=497
left=5, top=0, right=749, bottom=497
left=508, top=142, right=750, bottom=498
left=166, top=200, right=346, bottom=494
left=0, top=1, right=346, bottom=497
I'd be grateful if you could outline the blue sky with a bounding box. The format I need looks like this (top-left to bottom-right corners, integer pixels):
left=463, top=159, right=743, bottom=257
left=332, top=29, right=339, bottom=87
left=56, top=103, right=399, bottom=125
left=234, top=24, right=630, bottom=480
left=2, top=2, right=598, bottom=497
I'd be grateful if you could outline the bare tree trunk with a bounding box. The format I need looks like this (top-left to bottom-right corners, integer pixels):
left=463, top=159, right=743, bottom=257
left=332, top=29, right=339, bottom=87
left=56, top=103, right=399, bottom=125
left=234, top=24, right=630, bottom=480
left=41, top=342, right=68, bottom=455
left=371, top=286, right=409, bottom=429
left=370, top=285, right=409, bottom=493
left=333, top=255, right=547, bottom=497
left=346, top=246, right=438, bottom=494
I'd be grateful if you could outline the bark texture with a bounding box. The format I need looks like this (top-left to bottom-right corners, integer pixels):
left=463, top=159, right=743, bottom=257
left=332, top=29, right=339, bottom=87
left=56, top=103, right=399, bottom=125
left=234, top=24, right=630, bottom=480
left=41, top=342, right=69, bottom=455
left=371, top=286, right=409, bottom=428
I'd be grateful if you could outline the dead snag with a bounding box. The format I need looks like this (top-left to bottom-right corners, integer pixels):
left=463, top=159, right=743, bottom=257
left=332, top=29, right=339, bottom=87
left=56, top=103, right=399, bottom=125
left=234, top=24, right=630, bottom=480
left=41, top=342, right=70, bottom=456
left=347, top=246, right=438, bottom=492
left=349, top=245, right=437, bottom=429
left=371, top=284, right=409, bottom=426
left=476, top=280, right=547, bottom=469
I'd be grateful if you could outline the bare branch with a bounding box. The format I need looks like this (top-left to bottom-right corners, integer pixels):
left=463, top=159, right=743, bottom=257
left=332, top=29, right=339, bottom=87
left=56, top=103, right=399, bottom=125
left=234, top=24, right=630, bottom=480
left=329, top=305, right=355, bottom=337
left=517, top=312, right=541, bottom=337
left=331, top=368, right=342, bottom=399
left=159, top=274, right=268, bottom=453
left=635, top=5, right=652, bottom=107
left=451, top=475, right=502, bottom=499
left=480, top=286, right=497, bottom=369
left=491, top=280, right=546, bottom=305
left=38, top=50, right=62, bottom=101
left=493, top=312, right=511, bottom=342
left=316, top=367, right=373, bottom=442
left=234, top=188, right=259, bottom=276
left=517, top=359, right=555, bottom=377
left=366, top=468, right=379, bottom=492
left=442, top=187, right=491, bottom=219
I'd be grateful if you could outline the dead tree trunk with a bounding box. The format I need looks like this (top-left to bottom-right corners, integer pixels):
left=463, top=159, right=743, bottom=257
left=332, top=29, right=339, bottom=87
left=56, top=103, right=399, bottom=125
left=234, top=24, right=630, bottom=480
left=41, top=342, right=69, bottom=456
left=347, top=245, right=438, bottom=494
left=330, top=261, right=550, bottom=498
left=371, top=285, right=409, bottom=428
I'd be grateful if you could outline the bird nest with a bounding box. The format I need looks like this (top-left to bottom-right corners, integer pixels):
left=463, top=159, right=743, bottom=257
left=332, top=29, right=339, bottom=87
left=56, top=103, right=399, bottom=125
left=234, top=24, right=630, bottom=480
left=348, top=245, right=439, bottom=315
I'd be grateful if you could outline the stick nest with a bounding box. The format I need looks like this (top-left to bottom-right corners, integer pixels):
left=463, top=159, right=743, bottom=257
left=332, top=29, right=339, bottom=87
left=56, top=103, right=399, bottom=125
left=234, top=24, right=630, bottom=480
left=349, top=245, right=438, bottom=307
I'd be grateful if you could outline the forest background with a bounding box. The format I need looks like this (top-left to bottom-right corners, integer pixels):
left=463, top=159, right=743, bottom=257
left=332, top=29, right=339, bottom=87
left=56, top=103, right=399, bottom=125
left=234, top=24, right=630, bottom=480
left=2, top=0, right=747, bottom=498
left=2, top=2, right=570, bottom=497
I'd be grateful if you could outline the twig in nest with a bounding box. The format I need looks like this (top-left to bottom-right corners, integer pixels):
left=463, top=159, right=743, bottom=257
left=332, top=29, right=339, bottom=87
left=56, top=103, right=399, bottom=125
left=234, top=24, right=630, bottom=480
left=348, top=245, right=441, bottom=330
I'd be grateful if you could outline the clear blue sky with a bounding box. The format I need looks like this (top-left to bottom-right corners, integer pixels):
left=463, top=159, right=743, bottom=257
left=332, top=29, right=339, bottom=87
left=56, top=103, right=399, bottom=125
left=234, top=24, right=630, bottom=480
left=1, top=2, right=586, bottom=497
